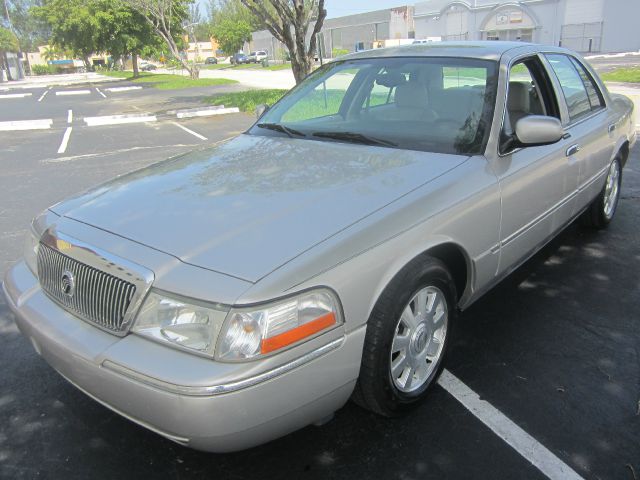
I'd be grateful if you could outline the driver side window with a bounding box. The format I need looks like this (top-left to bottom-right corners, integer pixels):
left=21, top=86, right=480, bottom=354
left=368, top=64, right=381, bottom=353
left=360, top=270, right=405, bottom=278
left=501, top=57, right=559, bottom=154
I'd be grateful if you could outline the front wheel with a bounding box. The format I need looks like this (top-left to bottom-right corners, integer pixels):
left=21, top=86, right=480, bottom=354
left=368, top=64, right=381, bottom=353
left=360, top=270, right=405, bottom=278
left=582, top=157, right=622, bottom=229
left=353, top=256, right=456, bottom=417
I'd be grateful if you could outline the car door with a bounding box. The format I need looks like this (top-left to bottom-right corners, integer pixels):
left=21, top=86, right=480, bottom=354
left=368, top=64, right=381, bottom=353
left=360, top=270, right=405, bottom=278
left=491, top=54, right=579, bottom=276
left=542, top=53, right=614, bottom=213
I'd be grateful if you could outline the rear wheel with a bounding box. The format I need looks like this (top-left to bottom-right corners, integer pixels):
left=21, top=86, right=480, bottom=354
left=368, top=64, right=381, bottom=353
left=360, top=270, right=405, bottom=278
left=582, top=157, right=622, bottom=229
left=353, top=256, right=456, bottom=417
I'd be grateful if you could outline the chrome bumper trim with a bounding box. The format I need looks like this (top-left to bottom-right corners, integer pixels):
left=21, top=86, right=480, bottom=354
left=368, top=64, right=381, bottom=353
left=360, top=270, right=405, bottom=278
left=101, top=337, right=345, bottom=397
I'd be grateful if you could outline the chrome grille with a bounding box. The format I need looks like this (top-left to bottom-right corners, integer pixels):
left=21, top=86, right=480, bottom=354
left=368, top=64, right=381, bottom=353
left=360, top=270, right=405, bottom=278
left=37, top=243, right=137, bottom=333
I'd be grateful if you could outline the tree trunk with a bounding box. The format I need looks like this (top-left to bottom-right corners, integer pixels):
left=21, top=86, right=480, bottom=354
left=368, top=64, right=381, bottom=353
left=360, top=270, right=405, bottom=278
left=132, top=53, right=139, bottom=78
left=83, top=55, right=93, bottom=72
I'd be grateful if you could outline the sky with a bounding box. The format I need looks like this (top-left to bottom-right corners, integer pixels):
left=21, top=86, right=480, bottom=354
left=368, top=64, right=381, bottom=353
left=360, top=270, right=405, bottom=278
left=325, top=0, right=407, bottom=18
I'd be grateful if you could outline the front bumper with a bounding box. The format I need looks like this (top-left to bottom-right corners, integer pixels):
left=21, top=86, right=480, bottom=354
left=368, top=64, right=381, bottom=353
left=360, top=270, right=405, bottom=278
left=2, top=261, right=362, bottom=452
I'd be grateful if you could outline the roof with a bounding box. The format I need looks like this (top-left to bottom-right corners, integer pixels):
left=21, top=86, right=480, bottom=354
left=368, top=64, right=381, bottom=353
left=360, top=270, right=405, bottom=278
left=339, top=41, right=567, bottom=62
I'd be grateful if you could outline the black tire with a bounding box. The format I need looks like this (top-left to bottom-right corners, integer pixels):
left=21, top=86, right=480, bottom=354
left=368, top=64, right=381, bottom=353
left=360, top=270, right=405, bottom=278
left=581, top=157, right=622, bottom=229
left=352, top=256, right=457, bottom=417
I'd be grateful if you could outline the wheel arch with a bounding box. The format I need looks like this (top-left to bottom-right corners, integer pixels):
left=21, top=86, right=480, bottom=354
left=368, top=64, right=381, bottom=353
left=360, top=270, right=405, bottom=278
left=369, top=240, right=473, bottom=320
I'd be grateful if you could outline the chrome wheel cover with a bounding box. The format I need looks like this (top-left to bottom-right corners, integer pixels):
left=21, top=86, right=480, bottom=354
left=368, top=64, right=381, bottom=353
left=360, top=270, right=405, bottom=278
left=390, top=286, right=448, bottom=393
left=603, top=160, right=620, bottom=220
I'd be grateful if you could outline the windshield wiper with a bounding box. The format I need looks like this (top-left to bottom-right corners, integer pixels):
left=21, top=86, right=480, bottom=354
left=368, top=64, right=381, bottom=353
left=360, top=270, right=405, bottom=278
left=311, top=131, right=397, bottom=147
left=257, top=123, right=306, bottom=138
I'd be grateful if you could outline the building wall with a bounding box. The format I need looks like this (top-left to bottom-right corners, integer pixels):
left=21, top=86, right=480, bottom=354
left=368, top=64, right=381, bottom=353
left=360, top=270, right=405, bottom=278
left=600, top=0, right=640, bottom=53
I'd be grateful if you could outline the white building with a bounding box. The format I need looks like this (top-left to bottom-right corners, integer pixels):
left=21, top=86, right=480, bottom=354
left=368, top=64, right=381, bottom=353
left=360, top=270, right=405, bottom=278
left=414, top=0, right=640, bottom=53
left=250, top=0, right=640, bottom=57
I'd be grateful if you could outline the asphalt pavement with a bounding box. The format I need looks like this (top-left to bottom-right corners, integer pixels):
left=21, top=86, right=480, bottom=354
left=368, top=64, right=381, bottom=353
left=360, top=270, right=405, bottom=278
left=0, top=78, right=639, bottom=480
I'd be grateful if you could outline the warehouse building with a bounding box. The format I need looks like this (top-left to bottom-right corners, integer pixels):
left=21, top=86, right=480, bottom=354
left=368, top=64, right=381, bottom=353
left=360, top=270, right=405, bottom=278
left=414, top=0, right=640, bottom=53
left=249, top=0, right=640, bottom=58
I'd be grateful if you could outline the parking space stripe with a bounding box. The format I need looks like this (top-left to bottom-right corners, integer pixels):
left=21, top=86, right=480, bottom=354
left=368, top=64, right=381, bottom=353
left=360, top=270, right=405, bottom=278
left=67, top=110, right=73, bottom=124
left=37, top=88, right=51, bottom=102
left=57, top=127, right=73, bottom=154
left=56, top=90, right=91, bottom=96
left=171, top=121, right=207, bottom=141
left=95, top=87, right=107, bottom=98
left=438, top=370, right=584, bottom=480
left=84, top=114, right=157, bottom=126
left=0, top=93, right=32, bottom=99
left=105, top=86, right=143, bottom=92
left=0, top=119, right=53, bottom=131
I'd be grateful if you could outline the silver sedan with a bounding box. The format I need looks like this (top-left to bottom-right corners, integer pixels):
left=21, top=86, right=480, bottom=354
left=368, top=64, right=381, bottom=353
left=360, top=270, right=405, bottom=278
left=3, top=42, right=636, bottom=452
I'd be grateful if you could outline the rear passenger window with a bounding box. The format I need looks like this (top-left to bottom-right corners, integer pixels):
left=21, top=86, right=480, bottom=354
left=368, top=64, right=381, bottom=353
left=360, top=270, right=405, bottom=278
left=545, top=54, right=593, bottom=122
left=570, top=57, right=605, bottom=111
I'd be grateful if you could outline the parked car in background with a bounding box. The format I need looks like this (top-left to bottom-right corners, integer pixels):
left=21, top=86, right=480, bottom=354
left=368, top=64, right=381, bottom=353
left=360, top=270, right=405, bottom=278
left=204, top=57, right=218, bottom=65
left=139, top=62, right=156, bottom=71
left=230, top=52, right=249, bottom=65
left=248, top=50, right=268, bottom=63
left=3, top=42, right=635, bottom=453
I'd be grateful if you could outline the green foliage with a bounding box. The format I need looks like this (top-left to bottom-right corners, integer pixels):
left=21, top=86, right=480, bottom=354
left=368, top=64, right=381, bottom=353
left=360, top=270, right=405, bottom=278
left=3, top=0, right=50, bottom=52
left=0, top=27, right=20, bottom=52
left=204, top=89, right=287, bottom=112
left=600, top=67, right=640, bottom=83
left=99, top=70, right=238, bottom=89
left=210, top=16, right=251, bottom=55
left=31, top=63, right=60, bottom=74
left=33, top=0, right=166, bottom=70
left=332, top=48, right=348, bottom=58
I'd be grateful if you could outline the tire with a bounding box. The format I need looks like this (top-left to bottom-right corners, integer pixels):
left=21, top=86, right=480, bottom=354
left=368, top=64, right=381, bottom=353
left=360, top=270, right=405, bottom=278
left=582, top=157, right=622, bottom=229
left=353, top=256, right=457, bottom=417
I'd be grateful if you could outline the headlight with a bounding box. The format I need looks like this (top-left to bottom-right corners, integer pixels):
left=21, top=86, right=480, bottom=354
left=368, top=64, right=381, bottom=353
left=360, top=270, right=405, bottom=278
left=23, top=228, right=40, bottom=276
left=216, top=289, right=342, bottom=361
left=132, top=291, right=229, bottom=357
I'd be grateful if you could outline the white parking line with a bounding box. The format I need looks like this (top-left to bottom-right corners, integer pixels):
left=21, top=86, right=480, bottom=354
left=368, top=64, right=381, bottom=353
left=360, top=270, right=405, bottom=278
left=105, top=86, right=143, bottom=92
left=56, top=90, right=91, bottom=96
left=67, top=110, right=73, bottom=124
left=57, top=127, right=73, bottom=154
left=37, top=88, right=51, bottom=102
left=0, top=119, right=53, bottom=131
left=438, top=370, right=584, bottom=480
left=176, top=107, right=240, bottom=119
left=0, top=93, right=32, bottom=99
left=171, top=121, right=207, bottom=141
left=95, top=87, right=106, bottom=98
left=84, top=114, right=157, bottom=126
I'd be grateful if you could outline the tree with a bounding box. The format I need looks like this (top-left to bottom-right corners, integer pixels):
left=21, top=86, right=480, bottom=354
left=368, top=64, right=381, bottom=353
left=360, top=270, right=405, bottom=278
left=3, top=0, right=50, bottom=52
left=93, top=0, right=159, bottom=77
left=123, top=0, right=197, bottom=78
left=0, top=26, right=19, bottom=78
left=33, top=0, right=101, bottom=70
left=210, top=15, right=251, bottom=56
left=240, top=0, right=326, bottom=83
left=34, top=0, right=164, bottom=75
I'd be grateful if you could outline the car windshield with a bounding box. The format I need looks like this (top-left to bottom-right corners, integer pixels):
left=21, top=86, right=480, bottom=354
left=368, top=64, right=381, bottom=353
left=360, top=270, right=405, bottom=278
left=251, top=57, right=498, bottom=155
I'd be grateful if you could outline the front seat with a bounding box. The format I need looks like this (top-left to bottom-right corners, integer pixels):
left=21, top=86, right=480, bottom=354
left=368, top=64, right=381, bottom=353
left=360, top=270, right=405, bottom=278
left=507, top=81, right=531, bottom=130
left=387, top=81, right=437, bottom=122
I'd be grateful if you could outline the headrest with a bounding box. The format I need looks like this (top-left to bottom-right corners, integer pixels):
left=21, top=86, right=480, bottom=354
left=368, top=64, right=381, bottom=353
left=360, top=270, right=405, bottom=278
left=376, top=71, right=406, bottom=88
left=395, top=81, right=429, bottom=108
left=508, top=81, right=530, bottom=112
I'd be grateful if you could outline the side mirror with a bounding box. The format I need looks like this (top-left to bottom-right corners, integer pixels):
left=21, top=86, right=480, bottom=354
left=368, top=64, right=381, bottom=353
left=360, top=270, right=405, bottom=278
left=255, top=103, right=270, bottom=119
left=514, top=115, right=564, bottom=147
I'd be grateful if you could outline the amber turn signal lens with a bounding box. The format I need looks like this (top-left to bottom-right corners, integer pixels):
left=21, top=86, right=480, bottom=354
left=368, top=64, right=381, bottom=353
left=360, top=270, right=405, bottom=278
left=261, top=312, right=336, bottom=354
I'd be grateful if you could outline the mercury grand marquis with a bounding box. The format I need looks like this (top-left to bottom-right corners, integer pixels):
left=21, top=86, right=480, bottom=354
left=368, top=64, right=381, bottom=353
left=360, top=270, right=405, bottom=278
left=3, top=42, right=636, bottom=452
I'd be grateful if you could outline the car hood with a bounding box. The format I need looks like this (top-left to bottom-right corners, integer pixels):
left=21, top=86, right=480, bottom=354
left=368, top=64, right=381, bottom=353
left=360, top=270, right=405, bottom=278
left=51, top=134, right=467, bottom=282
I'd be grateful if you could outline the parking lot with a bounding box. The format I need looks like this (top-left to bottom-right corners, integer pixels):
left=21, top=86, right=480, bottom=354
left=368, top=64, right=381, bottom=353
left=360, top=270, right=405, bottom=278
left=0, top=78, right=639, bottom=480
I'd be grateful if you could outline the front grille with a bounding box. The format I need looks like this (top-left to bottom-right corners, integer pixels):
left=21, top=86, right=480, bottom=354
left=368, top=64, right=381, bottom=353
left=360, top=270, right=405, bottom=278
left=37, top=243, right=137, bottom=333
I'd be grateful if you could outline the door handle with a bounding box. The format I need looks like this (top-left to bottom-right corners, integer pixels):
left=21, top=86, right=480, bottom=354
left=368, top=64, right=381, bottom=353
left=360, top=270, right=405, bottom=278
left=608, top=124, right=616, bottom=134
left=566, top=144, right=580, bottom=157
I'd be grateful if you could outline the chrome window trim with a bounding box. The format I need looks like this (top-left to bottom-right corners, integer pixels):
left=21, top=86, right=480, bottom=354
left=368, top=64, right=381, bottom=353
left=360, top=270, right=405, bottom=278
left=39, top=228, right=155, bottom=336
left=101, top=337, right=345, bottom=396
